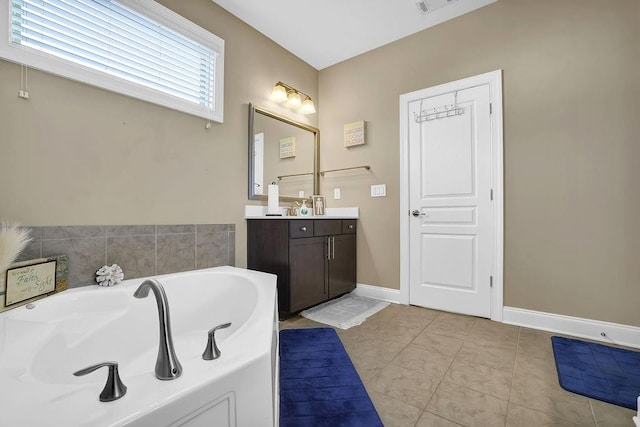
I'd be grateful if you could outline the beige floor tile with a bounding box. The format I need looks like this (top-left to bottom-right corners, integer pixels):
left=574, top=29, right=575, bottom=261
left=427, top=381, right=508, bottom=427
left=517, top=327, right=556, bottom=360
left=375, top=318, right=429, bottom=344
left=392, top=305, right=440, bottom=325
left=466, top=318, right=519, bottom=348
left=505, top=402, right=579, bottom=426
left=416, top=410, right=463, bottom=426
left=342, top=333, right=408, bottom=362
left=513, top=353, right=564, bottom=392
left=425, top=312, right=478, bottom=338
left=470, top=317, right=519, bottom=337
left=337, top=324, right=380, bottom=342
left=455, top=339, right=516, bottom=372
left=412, top=330, right=465, bottom=357
left=589, top=399, right=636, bottom=427
left=465, top=331, right=518, bottom=351
left=510, top=364, right=593, bottom=425
left=391, top=344, right=454, bottom=380
left=443, top=358, right=512, bottom=401
left=349, top=352, right=389, bottom=383
left=368, top=390, right=422, bottom=427
left=372, top=364, right=440, bottom=409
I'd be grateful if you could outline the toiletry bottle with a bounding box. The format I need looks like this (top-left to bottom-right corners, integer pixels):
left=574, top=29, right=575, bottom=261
left=299, top=200, right=311, bottom=217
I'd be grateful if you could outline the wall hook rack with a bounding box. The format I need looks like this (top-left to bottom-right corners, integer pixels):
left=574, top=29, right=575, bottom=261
left=414, top=91, right=464, bottom=123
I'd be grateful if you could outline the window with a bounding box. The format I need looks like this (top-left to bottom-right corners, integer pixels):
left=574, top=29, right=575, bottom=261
left=1, top=0, right=224, bottom=122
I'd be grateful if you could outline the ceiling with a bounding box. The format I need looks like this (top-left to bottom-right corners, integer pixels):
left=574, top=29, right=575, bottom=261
left=212, top=0, right=496, bottom=70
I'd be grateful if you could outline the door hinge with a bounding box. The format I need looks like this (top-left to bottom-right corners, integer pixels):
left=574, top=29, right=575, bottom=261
left=490, top=276, right=493, bottom=287
left=490, top=103, right=493, bottom=114
left=490, top=189, right=493, bottom=200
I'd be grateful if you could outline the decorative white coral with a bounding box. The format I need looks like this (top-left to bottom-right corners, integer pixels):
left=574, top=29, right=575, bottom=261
left=95, top=264, right=124, bottom=287
left=0, top=223, right=32, bottom=274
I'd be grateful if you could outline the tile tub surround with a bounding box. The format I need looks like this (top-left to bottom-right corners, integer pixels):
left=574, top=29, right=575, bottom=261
left=17, top=225, right=235, bottom=288
left=281, top=305, right=637, bottom=427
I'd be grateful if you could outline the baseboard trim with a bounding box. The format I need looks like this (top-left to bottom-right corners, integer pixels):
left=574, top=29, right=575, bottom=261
left=354, top=283, right=401, bottom=304
left=503, top=306, right=640, bottom=349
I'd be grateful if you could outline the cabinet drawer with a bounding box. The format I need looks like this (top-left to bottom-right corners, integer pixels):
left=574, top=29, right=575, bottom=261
left=314, top=220, right=342, bottom=236
left=289, top=220, right=314, bottom=238
left=342, top=220, right=356, bottom=234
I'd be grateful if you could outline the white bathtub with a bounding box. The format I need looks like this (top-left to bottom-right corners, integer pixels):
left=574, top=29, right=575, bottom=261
left=0, top=266, right=279, bottom=426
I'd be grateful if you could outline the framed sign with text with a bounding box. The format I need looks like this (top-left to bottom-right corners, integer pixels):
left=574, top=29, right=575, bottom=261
left=344, top=120, right=366, bottom=147
left=1, top=255, right=68, bottom=312
left=5, top=260, right=57, bottom=306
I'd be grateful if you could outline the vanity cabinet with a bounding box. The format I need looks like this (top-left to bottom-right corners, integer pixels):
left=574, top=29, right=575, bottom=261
left=247, top=219, right=356, bottom=317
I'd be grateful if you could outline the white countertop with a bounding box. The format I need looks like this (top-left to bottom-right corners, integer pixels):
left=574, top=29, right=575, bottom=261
left=244, top=205, right=359, bottom=219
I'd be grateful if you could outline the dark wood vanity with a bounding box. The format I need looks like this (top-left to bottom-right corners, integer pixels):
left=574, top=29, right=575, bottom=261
left=247, top=218, right=356, bottom=318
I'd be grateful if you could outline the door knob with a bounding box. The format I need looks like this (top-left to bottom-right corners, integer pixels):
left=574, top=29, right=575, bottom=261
left=411, top=210, right=426, bottom=217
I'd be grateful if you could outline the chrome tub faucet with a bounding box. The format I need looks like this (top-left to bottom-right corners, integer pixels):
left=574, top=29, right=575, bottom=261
left=134, top=279, right=183, bottom=380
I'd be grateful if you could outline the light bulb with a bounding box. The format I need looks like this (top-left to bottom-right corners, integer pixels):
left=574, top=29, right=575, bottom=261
left=270, top=83, right=287, bottom=102
left=301, top=97, right=316, bottom=114
left=287, top=91, right=302, bottom=108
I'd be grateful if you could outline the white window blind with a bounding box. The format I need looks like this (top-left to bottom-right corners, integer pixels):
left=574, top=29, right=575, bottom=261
left=2, top=0, right=224, bottom=122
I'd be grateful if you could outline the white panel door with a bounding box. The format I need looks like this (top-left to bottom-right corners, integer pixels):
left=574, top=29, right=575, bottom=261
left=408, top=84, right=492, bottom=317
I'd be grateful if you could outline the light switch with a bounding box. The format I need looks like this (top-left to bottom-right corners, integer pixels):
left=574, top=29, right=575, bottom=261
left=333, top=188, right=341, bottom=200
left=371, top=184, right=386, bottom=197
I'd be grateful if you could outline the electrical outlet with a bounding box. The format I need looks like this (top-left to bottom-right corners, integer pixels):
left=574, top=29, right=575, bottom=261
left=333, top=188, right=341, bottom=200
left=371, top=184, right=386, bottom=197
left=18, top=90, right=29, bottom=100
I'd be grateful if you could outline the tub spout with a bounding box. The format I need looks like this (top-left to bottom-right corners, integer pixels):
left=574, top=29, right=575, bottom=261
left=134, top=279, right=182, bottom=380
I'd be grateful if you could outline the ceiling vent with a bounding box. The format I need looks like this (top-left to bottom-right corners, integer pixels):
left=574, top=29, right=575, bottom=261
left=415, top=1, right=429, bottom=15
left=416, top=0, right=459, bottom=15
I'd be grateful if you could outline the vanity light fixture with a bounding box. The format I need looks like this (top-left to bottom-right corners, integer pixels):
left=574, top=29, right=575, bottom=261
left=269, top=81, right=316, bottom=114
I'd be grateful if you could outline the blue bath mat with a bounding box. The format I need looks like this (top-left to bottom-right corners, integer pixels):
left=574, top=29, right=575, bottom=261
left=551, top=336, right=640, bottom=410
left=279, top=328, right=383, bottom=427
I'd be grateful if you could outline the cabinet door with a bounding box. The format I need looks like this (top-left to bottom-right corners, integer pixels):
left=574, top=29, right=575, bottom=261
left=328, top=234, right=356, bottom=298
left=289, top=236, right=328, bottom=311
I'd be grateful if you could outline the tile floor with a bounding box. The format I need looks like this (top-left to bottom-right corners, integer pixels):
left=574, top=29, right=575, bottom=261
left=280, top=303, right=636, bottom=427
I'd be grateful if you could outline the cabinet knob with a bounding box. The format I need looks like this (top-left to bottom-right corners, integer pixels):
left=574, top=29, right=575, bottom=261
left=300, top=226, right=307, bottom=231
left=348, top=224, right=354, bottom=229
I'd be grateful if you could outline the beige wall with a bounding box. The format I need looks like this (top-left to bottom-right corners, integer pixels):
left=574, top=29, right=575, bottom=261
left=318, top=0, right=640, bottom=326
left=0, top=0, right=318, bottom=270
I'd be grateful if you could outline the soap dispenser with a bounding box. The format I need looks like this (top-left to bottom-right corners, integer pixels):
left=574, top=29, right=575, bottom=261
left=299, top=200, right=311, bottom=217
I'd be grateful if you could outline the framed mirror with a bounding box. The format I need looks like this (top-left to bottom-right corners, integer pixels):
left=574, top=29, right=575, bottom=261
left=248, top=103, right=319, bottom=201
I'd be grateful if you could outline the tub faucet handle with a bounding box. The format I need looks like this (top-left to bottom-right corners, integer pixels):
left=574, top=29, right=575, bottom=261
left=73, top=361, right=127, bottom=402
left=202, top=322, right=232, bottom=360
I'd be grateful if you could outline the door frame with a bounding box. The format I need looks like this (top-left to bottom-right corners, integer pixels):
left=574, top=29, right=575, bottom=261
left=399, top=70, right=504, bottom=321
